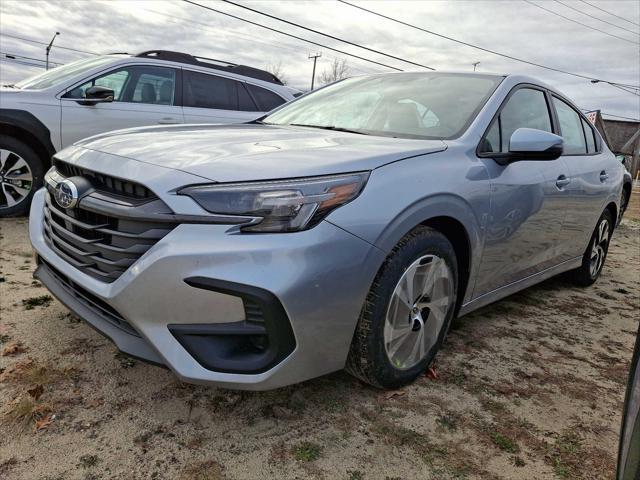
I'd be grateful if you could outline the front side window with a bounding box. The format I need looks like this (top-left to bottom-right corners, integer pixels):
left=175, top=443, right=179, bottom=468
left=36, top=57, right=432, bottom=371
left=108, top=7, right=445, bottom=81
left=63, top=66, right=176, bottom=105
left=263, top=73, right=502, bottom=139
left=479, top=88, right=552, bottom=154
left=553, top=97, right=587, bottom=155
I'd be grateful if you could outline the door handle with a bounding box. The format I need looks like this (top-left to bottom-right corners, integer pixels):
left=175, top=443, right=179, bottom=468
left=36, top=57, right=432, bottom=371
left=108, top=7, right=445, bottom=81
left=599, top=171, right=609, bottom=182
left=158, top=117, right=180, bottom=124
left=556, top=175, right=571, bottom=189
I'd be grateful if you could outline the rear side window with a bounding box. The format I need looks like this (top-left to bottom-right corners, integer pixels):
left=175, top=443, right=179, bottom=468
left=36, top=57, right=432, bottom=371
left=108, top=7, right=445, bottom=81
left=581, top=117, right=597, bottom=153
left=553, top=97, right=587, bottom=155
left=184, top=71, right=240, bottom=110
left=246, top=84, right=286, bottom=111
left=479, top=88, right=552, bottom=153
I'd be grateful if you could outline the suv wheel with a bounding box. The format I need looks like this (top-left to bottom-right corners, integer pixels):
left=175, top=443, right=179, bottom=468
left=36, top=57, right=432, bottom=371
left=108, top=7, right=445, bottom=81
left=346, top=226, right=458, bottom=389
left=0, top=135, right=43, bottom=217
left=571, top=209, right=613, bottom=286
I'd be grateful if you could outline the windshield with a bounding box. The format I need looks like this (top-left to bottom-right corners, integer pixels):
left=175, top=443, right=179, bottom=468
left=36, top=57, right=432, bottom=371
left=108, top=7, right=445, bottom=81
left=264, top=73, right=502, bottom=140
left=15, top=56, right=118, bottom=90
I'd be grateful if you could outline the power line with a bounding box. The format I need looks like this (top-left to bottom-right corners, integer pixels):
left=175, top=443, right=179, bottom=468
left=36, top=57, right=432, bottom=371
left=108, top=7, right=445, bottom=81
left=338, top=0, right=640, bottom=88
left=142, top=8, right=379, bottom=75
left=0, top=33, right=98, bottom=56
left=579, top=0, right=640, bottom=28
left=1, top=51, right=63, bottom=66
left=1, top=58, right=46, bottom=69
left=554, top=0, right=639, bottom=35
left=220, top=0, right=435, bottom=71
left=181, top=0, right=404, bottom=72
left=523, top=0, right=639, bottom=45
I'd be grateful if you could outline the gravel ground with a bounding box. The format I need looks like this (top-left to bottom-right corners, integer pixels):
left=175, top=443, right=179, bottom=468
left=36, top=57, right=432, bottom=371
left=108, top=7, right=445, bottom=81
left=1, top=193, right=638, bottom=480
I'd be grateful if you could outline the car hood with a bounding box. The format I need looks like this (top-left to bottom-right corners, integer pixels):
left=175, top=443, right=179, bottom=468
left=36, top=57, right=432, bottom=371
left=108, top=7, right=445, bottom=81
left=73, top=124, right=447, bottom=182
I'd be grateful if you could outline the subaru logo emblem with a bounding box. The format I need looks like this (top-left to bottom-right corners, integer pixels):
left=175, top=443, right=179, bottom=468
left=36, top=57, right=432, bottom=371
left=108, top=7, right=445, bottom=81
left=54, top=179, right=78, bottom=209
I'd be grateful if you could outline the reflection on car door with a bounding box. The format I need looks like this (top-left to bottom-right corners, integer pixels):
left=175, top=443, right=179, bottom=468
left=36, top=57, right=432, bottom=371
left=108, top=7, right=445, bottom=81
left=551, top=96, right=612, bottom=261
left=474, top=86, right=570, bottom=297
left=60, top=65, right=184, bottom=146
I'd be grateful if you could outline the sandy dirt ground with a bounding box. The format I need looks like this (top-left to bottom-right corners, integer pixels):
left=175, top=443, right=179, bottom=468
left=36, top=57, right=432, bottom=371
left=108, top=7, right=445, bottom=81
left=1, top=193, right=638, bottom=480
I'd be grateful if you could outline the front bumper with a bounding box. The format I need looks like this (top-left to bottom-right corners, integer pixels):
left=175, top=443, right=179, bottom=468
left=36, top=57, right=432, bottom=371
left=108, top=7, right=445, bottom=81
left=30, top=188, right=384, bottom=390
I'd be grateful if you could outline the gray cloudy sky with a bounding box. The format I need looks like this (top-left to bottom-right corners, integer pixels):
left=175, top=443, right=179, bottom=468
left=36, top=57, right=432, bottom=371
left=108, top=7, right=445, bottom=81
left=1, top=0, right=638, bottom=119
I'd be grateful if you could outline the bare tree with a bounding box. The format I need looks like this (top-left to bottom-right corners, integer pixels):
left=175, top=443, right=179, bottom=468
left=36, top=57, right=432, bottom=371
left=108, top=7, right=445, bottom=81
left=319, top=58, right=350, bottom=85
left=265, top=61, right=288, bottom=85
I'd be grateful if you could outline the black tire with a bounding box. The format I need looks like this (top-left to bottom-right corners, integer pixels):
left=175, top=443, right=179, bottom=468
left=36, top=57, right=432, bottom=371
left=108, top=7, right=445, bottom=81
left=618, top=188, right=630, bottom=226
left=0, top=135, right=44, bottom=217
left=346, top=226, right=458, bottom=389
left=570, top=209, right=614, bottom=287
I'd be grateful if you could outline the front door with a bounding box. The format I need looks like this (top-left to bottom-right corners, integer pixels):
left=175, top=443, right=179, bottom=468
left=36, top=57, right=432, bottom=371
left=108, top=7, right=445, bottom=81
left=474, top=86, right=570, bottom=297
left=60, top=65, right=183, bottom=147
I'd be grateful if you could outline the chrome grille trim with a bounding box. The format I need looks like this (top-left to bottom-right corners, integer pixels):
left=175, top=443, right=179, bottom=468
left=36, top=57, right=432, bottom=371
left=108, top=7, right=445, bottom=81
left=43, top=166, right=177, bottom=283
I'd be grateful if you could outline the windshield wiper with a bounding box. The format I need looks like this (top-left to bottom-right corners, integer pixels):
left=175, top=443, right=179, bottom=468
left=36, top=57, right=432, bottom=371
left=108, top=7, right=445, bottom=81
left=289, top=124, right=369, bottom=135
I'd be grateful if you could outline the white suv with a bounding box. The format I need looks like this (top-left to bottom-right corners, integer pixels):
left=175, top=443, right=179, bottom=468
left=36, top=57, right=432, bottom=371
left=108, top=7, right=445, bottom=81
left=0, top=50, right=298, bottom=216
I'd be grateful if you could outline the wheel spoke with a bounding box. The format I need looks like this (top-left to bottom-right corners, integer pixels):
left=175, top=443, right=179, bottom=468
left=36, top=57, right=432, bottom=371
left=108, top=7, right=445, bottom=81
left=1, top=184, right=16, bottom=206
left=384, top=253, right=454, bottom=371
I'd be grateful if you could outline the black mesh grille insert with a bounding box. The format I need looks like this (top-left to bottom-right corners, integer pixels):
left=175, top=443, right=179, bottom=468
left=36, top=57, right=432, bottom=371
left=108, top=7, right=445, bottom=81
left=54, top=159, right=155, bottom=200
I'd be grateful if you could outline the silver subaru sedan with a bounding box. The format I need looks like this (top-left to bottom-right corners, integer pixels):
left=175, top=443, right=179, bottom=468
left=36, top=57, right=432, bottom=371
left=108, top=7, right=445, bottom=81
left=29, top=72, right=632, bottom=390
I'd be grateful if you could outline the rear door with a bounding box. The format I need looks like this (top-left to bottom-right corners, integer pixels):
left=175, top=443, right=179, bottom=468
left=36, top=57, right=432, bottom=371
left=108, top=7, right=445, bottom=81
left=474, top=86, right=570, bottom=297
left=551, top=96, right=612, bottom=260
left=182, top=70, right=260, bottom=124
left=60, top=65, right=183, bottom=146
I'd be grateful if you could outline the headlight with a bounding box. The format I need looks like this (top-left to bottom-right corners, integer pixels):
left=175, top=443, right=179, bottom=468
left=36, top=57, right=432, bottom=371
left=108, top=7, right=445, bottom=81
left=178, top=172, right=369, bottom=232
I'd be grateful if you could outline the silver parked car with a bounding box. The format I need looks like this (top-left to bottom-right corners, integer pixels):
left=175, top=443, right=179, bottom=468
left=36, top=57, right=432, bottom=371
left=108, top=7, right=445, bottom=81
left=29, top=72, right=632, bottom=390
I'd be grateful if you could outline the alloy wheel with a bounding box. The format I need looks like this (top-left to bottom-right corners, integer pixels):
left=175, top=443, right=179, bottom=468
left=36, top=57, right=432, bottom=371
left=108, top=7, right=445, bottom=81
left=0, top=149, right=33, bottom=210
left=384, top=254, right=454, bottom=370
left=589, top=218, right=609, bottom=277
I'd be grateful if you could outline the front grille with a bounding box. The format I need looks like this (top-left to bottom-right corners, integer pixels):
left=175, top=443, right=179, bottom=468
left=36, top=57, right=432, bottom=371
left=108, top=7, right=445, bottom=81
left=40, top=258, right=140, bottom=337
left=54, top=159, right=155, bottom=200
left=43, top=166, right=177, bottom=283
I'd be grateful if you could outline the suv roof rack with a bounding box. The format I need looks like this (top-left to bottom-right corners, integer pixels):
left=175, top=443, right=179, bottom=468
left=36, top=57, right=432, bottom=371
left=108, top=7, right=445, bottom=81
left=135, top=50, right=283, bottom=85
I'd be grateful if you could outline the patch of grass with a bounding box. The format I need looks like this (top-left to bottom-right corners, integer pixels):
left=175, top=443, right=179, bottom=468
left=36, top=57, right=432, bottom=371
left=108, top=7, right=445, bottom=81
left=548, top=431, right=582, bottom=478
left=78, top=455, right=100, bottom=469
left=0, top=334, right=10, bottom=344
left=490, top=431, right=520, bottom=453
left=114, top=352, right=136, bottom=368
left=6, top=395, right=52, bottom=426
left=22, top=295, right=53, bottom=310
left=436, top=412, right=459, bottom=431
left=347, top=470, right=364, bottom=480
left=292, top=441, right=322, bottom=462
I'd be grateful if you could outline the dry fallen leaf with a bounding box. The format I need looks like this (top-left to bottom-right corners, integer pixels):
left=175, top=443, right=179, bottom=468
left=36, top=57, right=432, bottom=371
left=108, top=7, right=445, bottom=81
left=34, top=414, right=53, bottom=431
left=425, top=367, right=438, bottom=380
left=27, top=384, right=44, bottom=400
left=2, top=341, right=27, bottom=357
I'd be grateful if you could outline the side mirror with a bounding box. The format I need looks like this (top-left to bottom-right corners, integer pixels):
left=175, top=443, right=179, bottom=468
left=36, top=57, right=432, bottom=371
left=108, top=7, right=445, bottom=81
left=78, top=85, right=114, bottom=105
left=507, top=128, right=563, bottom=161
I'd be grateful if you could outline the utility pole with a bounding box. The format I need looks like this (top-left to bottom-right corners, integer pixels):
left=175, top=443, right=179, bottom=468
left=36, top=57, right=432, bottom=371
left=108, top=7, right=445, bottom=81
left=472, top=61, right=480, bottom=72
left=45, top=32, right=60, bottom=70
left=309, top=52, right=322, bottom=90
